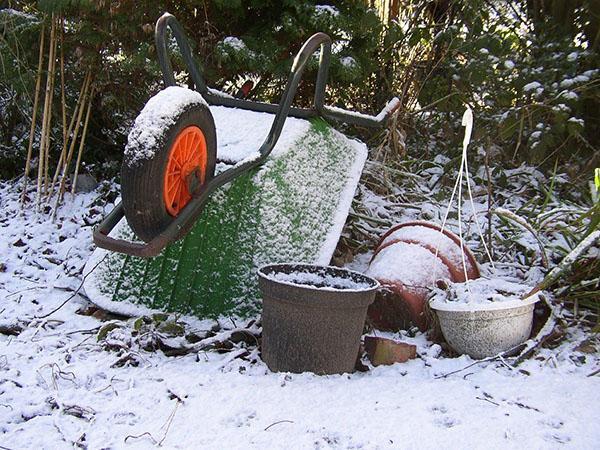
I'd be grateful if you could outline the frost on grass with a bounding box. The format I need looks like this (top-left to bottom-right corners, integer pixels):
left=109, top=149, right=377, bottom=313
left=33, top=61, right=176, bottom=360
left=124, top=86, right=208, bottom=167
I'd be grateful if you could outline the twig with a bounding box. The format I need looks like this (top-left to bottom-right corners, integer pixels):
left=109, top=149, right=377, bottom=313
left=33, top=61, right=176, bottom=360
left=42, top=15, right=59, bottom=197
left=264, top=420, right=295, bottom=431
left=6, top=286, right=42, bottom=298
left=484, top=141, right=494, bottom=259
left=49, top=64, right=86, bottom=198
left=36, top=255, right=106, bottom=319
left=158, top=400, right=181, bottom=446
left=65, top=327, right=101, bottom=336
left=124, top=397, right=182, bottom=446
left=435, top=341, right=528, bottom=379
left=434, top=355, right=501, bottom=379
left=511, top=101, right=525, bottom=161
left=587, top=368, right=600, bottom=377
left=124, top=432, right=158, bottom=445
left=476, top=396, right=500, bottom=407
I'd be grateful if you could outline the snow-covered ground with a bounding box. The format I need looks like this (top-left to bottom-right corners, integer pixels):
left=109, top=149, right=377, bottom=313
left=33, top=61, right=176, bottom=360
left=1, top=179, right=599, bottom=449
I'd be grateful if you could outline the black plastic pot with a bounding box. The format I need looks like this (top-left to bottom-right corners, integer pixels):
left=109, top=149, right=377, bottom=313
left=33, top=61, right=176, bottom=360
left=258, top=263, right=379, bottom=375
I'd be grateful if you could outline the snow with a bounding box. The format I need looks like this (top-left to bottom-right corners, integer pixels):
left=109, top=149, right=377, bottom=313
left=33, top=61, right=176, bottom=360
left=318, top=134, right=368, bottom=265
left=0, top=8, right=37, bottom=21
left=367, top=242, right=452, bottom=287
left=340, top=56, right=357, bottom=69
left=530, top=131, right=542, bottom=140
left=2, top=171, right=600, bottom=449
left=560, top=90, right=579, bottom=100
left=124, top=86, right=208, bottom=167
left=380, top=223, right=476, bottom=270
left=327, top=97, right=400, bottom=123
left=568, top=117, right=584, bottom=126
left=560, top=75, right=590, bottom=88
left=429, top=277, right=540, bottom=310
left=523, top=81, right=541, bottom=92
left=222, top=36, right=248, bottom=52
left=315, top=5, right=340, bottom=16
left=504, top=60, right=515, bottom=70
left=210, top=105, right=309, bottom=164
left=260, top=266, right=377, bottom=291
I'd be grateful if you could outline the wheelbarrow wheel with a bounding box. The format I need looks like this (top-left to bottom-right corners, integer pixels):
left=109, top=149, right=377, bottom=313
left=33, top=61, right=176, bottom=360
left=121, top=103, right=217, bottom=243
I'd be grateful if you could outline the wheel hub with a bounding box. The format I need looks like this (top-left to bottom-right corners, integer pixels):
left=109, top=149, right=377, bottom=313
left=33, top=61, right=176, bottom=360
left=163, top=125, right=207, bottom=216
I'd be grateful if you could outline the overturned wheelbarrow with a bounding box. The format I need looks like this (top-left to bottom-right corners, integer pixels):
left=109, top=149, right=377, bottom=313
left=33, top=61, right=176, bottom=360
left=85, top=13, right=399, bottom=318
left=366, top=221, right=480, bottom=331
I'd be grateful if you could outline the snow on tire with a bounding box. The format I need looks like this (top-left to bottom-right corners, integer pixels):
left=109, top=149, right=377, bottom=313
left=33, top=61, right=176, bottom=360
left=121, top=87, right=217, bottom=243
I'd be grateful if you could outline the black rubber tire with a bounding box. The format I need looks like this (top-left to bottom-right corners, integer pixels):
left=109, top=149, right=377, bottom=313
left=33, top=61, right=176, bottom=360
left=121, top=104, right=217, bottom=243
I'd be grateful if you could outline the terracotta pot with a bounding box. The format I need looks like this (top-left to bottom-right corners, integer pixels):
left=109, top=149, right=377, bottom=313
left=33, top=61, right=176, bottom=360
left=366, top=221, right=480, bottom=331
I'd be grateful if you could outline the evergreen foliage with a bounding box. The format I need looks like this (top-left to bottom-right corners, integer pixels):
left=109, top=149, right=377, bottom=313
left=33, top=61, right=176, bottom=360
left=0, top=1, right=382, bottom=177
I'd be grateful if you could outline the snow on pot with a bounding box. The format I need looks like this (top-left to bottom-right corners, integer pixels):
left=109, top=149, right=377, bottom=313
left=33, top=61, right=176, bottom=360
left=366, top=221, right=480, bottom=331
left=258, top=263, right=379, bottom=375
left=429, top=278, right=541, bottom=359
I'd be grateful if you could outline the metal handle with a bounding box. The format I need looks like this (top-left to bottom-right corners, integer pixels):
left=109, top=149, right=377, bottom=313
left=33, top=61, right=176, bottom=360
left=93, top=203, right=174, bottom=257
left=154, top=12, right=399, bottom=127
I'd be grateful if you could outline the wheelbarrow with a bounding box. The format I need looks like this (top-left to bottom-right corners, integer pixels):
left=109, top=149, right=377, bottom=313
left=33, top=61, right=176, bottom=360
left=85, top=13, right=399, bottom=318
left=93, top=12, right=400, bottom=258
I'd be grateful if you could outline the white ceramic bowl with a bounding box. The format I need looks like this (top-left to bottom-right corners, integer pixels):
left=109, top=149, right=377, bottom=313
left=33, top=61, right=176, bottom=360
left=430, top=295, right=540, bottom=359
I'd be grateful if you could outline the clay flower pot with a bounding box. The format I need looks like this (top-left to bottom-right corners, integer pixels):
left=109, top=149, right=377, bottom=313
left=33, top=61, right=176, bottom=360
left=366, top=221, right=480, bottom=331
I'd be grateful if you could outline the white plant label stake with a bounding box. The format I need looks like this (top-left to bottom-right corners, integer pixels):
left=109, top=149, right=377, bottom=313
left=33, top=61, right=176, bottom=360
left=435, top=108, right=495, bottom=290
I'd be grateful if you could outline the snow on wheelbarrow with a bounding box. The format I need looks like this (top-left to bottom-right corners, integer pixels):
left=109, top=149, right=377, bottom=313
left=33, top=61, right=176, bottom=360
left=84, top=13, right=399, bottom=318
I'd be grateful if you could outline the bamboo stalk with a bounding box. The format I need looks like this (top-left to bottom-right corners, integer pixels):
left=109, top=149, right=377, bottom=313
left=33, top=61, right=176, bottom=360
left=71, top=84, right=94, bottom=194
left=43, top=15, right=59, bottom=196
left=35, top=15, right=57, bottom=209
left=50, top=67, right=86, bottom=197
left=20, top=24, right=45, bottom=207
left=54, top=70, right=91, bottom=210
left=48, top=16, right=70, bottom=199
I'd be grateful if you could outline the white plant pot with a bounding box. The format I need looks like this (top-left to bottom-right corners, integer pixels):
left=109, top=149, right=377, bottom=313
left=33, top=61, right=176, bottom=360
left=430, top=295, right=540, bottom=359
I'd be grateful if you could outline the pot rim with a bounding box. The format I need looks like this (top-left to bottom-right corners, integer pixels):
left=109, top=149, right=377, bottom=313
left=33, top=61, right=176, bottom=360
left=258, top=262, right=380, bottom=293
left=429, top=292, right=541, bottom=312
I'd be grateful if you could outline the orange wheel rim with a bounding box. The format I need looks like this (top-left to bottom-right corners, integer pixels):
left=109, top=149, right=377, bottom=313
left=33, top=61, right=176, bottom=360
left=163, top=125, right=207, bottom=216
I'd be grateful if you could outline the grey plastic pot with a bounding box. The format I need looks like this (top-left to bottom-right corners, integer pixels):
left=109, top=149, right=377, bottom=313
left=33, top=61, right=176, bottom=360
left=431, top=295, right=540, bottom=359
left=258, top=263, right=379, bottom=375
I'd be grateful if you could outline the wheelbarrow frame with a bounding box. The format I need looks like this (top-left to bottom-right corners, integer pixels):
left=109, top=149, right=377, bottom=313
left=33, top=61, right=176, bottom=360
left=94, top=12, right=400, bottom=258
